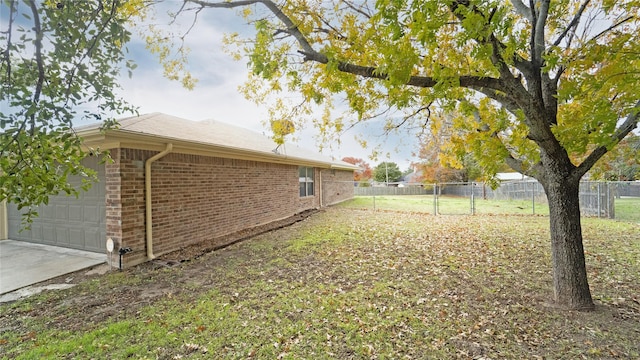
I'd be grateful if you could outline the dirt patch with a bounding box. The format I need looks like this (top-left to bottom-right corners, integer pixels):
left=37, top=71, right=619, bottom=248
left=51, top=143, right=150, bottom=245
left=149, top=208, right=321, bottom=264
left=0, top=209, right=321, bottom=334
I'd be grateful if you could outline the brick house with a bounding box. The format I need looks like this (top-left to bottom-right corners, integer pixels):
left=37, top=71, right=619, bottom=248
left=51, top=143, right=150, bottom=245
left=3, top=113, right=357, bottom=267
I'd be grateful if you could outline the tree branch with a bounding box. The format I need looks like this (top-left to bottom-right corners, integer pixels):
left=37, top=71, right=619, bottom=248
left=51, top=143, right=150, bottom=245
left=504, top=154, right=526, bottom=174
left=196, top=0, right=524, bottom=109
left=471, top=87, right=522, bottom=116
left=445, top=2, right=532, bottom=105
left=176, top=1, right=204, bottom=39
left=510, top=0, right=532, bottom=22
left=574, top=100, right=640, bottom=180
left=27, top=0, right=44, bottom=135
left=552, top=0, right=591, bottom=47
left=384, top=103, right=433, bottom=134
left=2, top=0, right=17, bottom=86
left=553, top=16, right=633, bottom=85
left=589, top=16, right=634, bottom=44
left=64, top=1, right=120, bottom=103
left=532, top=0, right=549, bottom=67
left=187, top=0, right=320, bottom=59
left=341, top=0, right=372, bottom=19
left=528, top=0, right=537, bottom=64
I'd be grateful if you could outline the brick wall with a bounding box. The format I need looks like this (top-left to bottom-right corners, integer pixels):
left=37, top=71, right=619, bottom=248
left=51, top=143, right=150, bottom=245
left=105, top=148, right=123, bottom=253
left=106, top=148, right=148, bottom=266
left=321, top=169, right=355, bottom=206
left=109, top=148, right=328, bottom=266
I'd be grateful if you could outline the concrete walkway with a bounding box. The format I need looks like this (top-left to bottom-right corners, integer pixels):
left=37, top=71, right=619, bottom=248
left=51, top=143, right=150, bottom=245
left=0, top=240, right=105, bottom=295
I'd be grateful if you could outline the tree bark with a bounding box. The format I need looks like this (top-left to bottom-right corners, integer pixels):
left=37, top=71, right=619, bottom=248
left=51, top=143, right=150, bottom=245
left=541, top=174, right=595, bottom=311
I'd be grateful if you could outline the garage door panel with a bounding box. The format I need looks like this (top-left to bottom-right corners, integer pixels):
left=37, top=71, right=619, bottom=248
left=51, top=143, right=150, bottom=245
left=7, top=206, right=20, bottom=221
left=42, top=225, right=56, bottom=242
left=69, top=205, right=83, bottom=221
left=8, top=219, right=20, bottom=238
left=56, top=228, right=69, bottom=245
left=19, top=226, right=33, bottom=240
left=7, top=157, right=106, bottom=253
left=30, top=223, right=43, bottom=241
left=83, top=205, right=100, bottom=222
left=85, top=185, right=101, bottom=197
left=55, top=204, right=68, bottom=220
left=69, top=228, right=84, bottom=247
left=83, top=228, right=102, bottom=251
left=41, top=205, right=55, bottom=219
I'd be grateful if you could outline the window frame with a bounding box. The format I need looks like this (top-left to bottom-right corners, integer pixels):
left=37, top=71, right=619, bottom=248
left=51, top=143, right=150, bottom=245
left=299, top=166, right=315, bottom=197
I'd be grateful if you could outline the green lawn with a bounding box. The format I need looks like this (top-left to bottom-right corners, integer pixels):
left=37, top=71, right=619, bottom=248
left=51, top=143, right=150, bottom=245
left=341, top=195, right=640, bottom=222
left=339, top=195, right=551, bottom=215
left=1, top=208, right=639, bottom=359
left=615, top=197, right=640, bottom=223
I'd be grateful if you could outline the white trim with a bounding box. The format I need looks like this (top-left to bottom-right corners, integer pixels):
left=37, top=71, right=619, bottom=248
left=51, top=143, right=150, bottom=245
left=0, top=200, right=7, bottom=240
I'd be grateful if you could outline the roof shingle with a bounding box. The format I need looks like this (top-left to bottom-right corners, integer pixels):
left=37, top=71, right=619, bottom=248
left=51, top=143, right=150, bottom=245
left=79, top=113, right=357, bottom=170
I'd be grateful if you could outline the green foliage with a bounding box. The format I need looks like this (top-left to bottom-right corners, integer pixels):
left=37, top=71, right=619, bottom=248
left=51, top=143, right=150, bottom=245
left=373, top=161, right=402, bottom=183
left=1, top=0, right=143, bottom=224
left=196, top=0, right=640, bottom=185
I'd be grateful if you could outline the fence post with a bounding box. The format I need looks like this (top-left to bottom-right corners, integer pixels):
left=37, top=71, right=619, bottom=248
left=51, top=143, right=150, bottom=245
left=597, top=182, right=602, bottom=218
left=433, top=184, right=438, bottom=215
left=607, top=182, right=615, bottom=219
left=470, top=183, right=475, bottom=215
left=530, top=181, right=534, bottom=215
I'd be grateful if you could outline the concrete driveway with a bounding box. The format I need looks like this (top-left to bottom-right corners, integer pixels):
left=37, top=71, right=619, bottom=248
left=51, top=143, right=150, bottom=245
left=0, top=240, right=105, bottom=295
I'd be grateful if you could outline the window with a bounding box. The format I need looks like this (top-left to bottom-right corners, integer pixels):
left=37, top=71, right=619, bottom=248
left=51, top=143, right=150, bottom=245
left=299, top=166, right=315, bottom=197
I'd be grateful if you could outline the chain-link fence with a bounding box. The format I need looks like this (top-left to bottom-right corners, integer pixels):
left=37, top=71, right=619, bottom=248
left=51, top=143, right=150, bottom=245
left=351, top=181, right=640, bottom=221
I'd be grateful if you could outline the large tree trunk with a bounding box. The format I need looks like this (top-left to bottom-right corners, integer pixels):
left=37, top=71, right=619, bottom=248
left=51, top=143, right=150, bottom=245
left=542, top=175, right=595, bottom=311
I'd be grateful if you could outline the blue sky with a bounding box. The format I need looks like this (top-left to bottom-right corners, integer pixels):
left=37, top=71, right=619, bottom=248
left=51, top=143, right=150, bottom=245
left=108, top=1, right=422, bottom=171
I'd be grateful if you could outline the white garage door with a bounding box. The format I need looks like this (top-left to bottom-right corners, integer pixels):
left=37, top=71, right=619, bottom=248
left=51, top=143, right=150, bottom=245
left=7, top=157, right=106, bottom=253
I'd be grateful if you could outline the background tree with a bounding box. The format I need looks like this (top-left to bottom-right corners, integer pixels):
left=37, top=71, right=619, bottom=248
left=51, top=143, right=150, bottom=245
left=373, top=161, right=402, bottom=184
left=418, top=123, right=484, bottom=183
left=589, top=134, right=640, bottom=181
left=418, top=153, right=484, bottom=183
left=1, top=0, right=143, bottom=223
left=401, top=166, right=414, bottom=177
left=173, top=0, right=640, bottom=310
left=418, top=109, right=501, bottom=183
left=341, top=157, right=373, bottom=182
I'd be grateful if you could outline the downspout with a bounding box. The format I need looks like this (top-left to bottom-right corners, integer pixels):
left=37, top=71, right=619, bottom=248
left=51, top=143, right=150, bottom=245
left=0, top=200, right=7, bottom=240
left=319, top=170, right=323, bottom=208
left=145, top=143, right=173, bottom=260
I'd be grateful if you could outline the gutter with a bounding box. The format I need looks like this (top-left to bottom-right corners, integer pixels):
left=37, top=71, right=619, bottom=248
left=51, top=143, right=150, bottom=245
left=145, top=143, right=173, bottom=260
